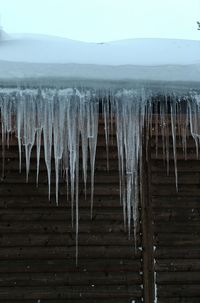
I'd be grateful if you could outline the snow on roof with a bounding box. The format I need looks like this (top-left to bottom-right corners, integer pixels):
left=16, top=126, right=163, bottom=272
left=0, top=33, right=200, bottom=82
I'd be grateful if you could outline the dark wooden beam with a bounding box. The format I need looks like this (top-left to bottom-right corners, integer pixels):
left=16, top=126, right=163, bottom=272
left=141, top=128, right=155, bottom=303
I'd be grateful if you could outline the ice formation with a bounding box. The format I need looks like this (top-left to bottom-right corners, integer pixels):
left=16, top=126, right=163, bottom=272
left=0, top=84, right=200, bottom=262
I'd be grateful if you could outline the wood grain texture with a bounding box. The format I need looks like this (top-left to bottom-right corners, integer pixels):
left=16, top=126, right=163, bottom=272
left=0, top=121, right=143, bottom=302
left=150, top=117, right=200, bottom=302
left=1, top=112, right=200, bottom=302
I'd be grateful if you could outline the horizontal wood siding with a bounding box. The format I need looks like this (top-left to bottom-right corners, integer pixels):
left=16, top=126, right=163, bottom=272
left=151, top=122, right=200, bottom=303
left=1, top=112, right=200, bottom=302
left=0, top=120, right=143, bottom=302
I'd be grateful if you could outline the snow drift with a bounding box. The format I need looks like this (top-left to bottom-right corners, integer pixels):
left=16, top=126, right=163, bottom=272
left=0, top=33, right=199, bottom=82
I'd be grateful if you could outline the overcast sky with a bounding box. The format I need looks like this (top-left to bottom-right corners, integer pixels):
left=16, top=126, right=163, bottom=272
left=0, top=0, right=199, bottom=42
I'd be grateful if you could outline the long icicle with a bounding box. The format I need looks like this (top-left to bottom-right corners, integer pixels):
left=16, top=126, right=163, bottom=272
left=0, top=86, right=200, bottom=263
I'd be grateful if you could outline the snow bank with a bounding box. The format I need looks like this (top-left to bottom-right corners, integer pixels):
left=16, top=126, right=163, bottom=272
left=0, top=33, right=199, bottom=81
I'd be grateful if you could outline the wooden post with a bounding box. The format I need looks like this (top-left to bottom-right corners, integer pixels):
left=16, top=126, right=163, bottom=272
left=140, top=128, right=155, bottom=303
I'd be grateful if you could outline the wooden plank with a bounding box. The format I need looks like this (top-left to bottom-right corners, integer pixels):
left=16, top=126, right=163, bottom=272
left=154, top=223, right=200, bottom=233
left=151, top=159, right=200, bottom=172
left=0, top=209, right=125, bottom=221
left=1, top=158, right=119, bottom=171
left=156, top=259, right=200, bottom=272
left=0, top=300, right=142, bottom=303
left=158, top=298, right=200, bottom=303
left=155, top=248, right=200, bottom=260
left=152, top=209, right=200, bottom=222
left=0, top=246, right=142, bottom=260
left=0, top=272, right=142, bottom=286
left=0, top=183, right=120, bottom=197
left=154, top=234, right=200, bottom=247
left=157, top=272, right=200, bottom=284
left=0, top=221, right=130, bottom=234
left=152, top=196, right=200, bottom=208
left=0, top=171, right=119, bottom=184
left=0, top=197, right=122, bottom=208
left=152, top=184, right=200, bottom=196
left=151, top=172, right=200, bottom=185
left=0, top=233, right=141, bottom=247
left=141, top=129, right=155, bottom=302
left=157, top=285, right=200, bottom=297
left=0, top=285, right=142, bottom=300
left=0, top=259, right=142, bottom=273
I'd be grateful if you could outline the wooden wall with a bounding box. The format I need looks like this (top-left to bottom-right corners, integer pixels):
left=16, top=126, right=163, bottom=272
left=150, top=123, right=200, bottom=303
left=0, top=120, right=143, bottom=303
left=0, top=115, right=200, bottom=302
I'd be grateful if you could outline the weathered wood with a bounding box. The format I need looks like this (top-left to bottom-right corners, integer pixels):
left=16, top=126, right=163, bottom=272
left=2, top=111, right=200, bottom=302
left=154, top=223, right=200, bottom=233
left=0, top=121, right=143, bottom=302
left=0, top=233, right=141, bottom=247
left=152, top=196, right=200, bottom=208
left=157, top=285, right=200, bottom=297
left=157, top=272, right=200, bottom=284
left=0, top=259, right=142, bottom=273
left=0, top=246, right=142, bottom=260
left=156, top=259, right=200, bottom=272
left=0, top=197, right=122, bottom=208
left=0, top=271, right=142, bottom=286
left=0, top=221, right=130, bottom=234
left=0, top=300, right=142, bottom=303
left=151, top=159, right=200, bottom=172
left=141, top=130, right=155, bottom=302
left=152, top=184, right=200, bottom=196
left=158, top=299, right=200, bottom=303
left=0, top=285, right=142, bottom=300
left=154, top=234, right=200, bottom=247
left=150, top=115, right=200, bottom=302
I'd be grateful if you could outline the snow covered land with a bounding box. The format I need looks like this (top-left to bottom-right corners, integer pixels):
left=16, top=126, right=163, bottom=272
left=0, top=33, right=199, bottom=81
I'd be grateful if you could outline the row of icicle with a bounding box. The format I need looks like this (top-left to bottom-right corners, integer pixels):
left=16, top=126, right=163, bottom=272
left=0, top=87, right=200, bottom=262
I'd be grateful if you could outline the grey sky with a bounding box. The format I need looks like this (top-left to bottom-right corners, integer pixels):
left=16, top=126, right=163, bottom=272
left=0, top=0, right=199, bottom=42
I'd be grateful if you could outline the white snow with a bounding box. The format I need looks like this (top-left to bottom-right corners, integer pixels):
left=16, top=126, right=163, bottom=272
left=0, top=33, right=199, bottom=81
left=0, top=33, right=199, bottom=65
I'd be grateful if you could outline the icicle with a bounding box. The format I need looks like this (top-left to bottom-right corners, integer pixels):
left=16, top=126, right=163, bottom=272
left=62, top=119, right=69, bottom=201
left=170, top=98, right=178, bottom=191
left=114, top=89, right=146, bottom=237
left=1, top=120, right=5, bottom=179
left=79, top=93, right=89, bottom=199
left=67, top=90, right=80, bottom=227
left=0, top=86, right=199, bottom=263
left=75, top=112, right=80, bottom=265
left=23, top=94, right=36, bottom=182
left=53, top=91, right=65, bottom=205
left=88, top=97, right=99, bottom=219
left=36, top=129, right=42, bottom=186
left=16, top=92, right=23, bottom=173
left=43, top=91, right=53, bottom=200
left=35, top=91, right=44, bottom=186
left=102, top=95, right=110, bottom=171
left=115, top=99, right=126, bottom=229
left=0, top=93, right=14, bottom=178
left=154, top=101, right=159, bottom=159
